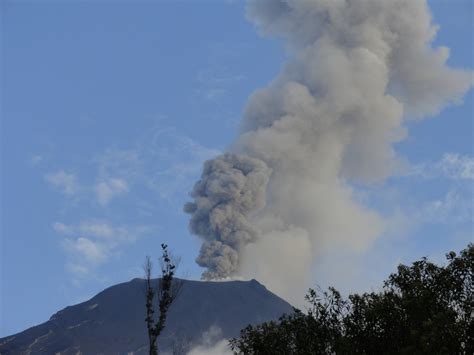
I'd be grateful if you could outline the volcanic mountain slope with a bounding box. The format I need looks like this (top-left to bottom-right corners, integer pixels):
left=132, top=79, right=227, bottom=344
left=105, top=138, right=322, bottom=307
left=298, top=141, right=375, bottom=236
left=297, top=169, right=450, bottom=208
left=0, top=278, right=293, bottom=354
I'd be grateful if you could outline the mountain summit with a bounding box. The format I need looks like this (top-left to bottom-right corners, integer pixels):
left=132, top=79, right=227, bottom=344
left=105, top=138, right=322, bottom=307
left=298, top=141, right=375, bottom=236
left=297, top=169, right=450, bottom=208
left=0, top=278, right=293, bottom=354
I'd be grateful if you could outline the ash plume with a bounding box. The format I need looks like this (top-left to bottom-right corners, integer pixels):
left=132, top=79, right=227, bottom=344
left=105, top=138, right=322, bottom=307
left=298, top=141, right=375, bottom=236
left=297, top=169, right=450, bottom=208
left=184, top=153, right=271, bottom=279
left=185, top=0, right=472, bottom=298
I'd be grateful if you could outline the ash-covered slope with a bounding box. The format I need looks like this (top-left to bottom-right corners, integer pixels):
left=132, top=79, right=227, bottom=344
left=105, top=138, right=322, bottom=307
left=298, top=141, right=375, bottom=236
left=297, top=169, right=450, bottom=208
left=0, top=278, right=292, bottom=354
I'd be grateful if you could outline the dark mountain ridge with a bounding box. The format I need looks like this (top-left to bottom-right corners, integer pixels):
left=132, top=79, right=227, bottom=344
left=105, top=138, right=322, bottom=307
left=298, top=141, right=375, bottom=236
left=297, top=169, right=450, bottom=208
left=0, top=278, right=293, bottom=354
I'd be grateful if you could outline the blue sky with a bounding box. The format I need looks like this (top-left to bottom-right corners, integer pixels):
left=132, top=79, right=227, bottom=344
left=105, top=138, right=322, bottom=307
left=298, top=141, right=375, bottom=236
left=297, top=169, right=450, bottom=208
left=1, top=0, right=472, bottom=337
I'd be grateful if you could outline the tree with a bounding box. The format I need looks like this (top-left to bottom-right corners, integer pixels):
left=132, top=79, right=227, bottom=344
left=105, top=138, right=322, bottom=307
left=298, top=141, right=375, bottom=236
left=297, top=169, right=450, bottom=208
left=144, top=244, right=181, bottom=355
left=230, top=243, right=473, bottom=354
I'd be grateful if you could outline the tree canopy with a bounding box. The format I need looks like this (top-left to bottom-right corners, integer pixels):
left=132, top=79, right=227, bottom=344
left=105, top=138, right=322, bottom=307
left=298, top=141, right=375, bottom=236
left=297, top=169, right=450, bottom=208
left=230, top=244, right=473, bottom=354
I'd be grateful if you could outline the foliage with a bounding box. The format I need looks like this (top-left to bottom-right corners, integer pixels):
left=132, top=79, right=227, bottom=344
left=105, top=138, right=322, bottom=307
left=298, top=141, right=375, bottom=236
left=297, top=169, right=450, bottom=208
left=230, top=244, right=473, bottom=354
left=145, top=244, right=181, bottom=355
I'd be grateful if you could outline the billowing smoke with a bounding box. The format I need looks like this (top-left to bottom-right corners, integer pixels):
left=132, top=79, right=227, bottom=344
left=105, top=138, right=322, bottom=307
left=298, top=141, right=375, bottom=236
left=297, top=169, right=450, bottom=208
left=184, top=153, right=271, bottom=279
left=185, top=0, right=472, bottom=301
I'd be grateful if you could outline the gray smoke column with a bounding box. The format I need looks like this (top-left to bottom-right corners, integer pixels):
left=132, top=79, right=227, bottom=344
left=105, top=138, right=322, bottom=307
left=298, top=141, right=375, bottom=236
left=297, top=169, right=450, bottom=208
left=184, top=153, right=271, bottom=279
left=186, top=0, right=472, bottom=291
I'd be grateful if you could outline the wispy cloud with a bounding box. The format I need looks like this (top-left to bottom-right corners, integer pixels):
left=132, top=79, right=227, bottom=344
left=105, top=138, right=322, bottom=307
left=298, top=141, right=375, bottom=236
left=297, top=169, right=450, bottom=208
left=95, top=126, right=220, bottom=205
left=63, top=237, right=107, bottom=264
left=45, top=170, right=130, bottom=206
left=44, top=170, right=80, bottom=196
left=415, top=188, right=473, bottom=225
left=29, top=154, right=44, bottom=166
left=436, top=153, right=474, bottom=180
left=54, top=220, right=152, bottom=279
left=95, top=178, right=129, bottom=206
left=194, top=66, right=245, bottom=102
left=40, top=122, right=219, bottom=283
left=408, top=153, right=474, bottom=180
left=376, top=151, right=474, bottom=244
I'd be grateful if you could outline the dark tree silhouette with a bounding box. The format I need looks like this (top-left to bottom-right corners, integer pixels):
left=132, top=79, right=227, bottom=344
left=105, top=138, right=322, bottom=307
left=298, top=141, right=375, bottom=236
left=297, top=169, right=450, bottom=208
left=144, top=244, right=181, bottom=355
left=231, top=243, right=473, bottom=355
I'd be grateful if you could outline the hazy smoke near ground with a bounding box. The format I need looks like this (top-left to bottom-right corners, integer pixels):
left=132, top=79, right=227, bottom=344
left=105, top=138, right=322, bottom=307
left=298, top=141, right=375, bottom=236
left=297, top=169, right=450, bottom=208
left=185, top=0, right=472, bottom=302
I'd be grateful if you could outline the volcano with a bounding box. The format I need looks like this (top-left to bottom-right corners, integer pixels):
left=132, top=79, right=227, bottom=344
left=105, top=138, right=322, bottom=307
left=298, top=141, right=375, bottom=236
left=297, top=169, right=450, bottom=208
left=0, top=278, right=293, bottom=354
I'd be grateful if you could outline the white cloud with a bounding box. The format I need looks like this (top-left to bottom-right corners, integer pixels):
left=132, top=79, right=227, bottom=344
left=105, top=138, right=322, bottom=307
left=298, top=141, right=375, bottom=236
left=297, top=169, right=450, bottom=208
left=95, top=126, right=220, bottom=205
left=375, top=186, right=473, bottom=247
left=42, top=124, right=218, bottom=283
left=53, top=222, right=75, bottom=235
left=195, top=66, right=245, bottom=102
left=29, top=154, right=44, bottom=166
left=43, top=125, right=219, bottom=214
left=387, top=152, right=474, bottom=234
left=44, top=170, right=79, bottom=196
left=54, top=220, right=148, bottom=243
left=95, top=178, right=129, bottom=206
left=408, top=153, right=474, bottom=180
left=438, top=153, right=474, bottom=180
left=54, top=220, right=151, bottom=278
left=417, top=189, right=473, bottom=225
left=196, top=67, right=244, bottom=87
left=62, top=237, right=107, bottom=264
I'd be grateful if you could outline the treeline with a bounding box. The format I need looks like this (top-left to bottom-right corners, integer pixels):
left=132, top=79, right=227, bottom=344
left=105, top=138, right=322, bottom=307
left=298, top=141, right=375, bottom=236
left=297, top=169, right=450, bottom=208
left=230, top=244, right=473, bottom=355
